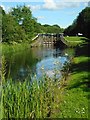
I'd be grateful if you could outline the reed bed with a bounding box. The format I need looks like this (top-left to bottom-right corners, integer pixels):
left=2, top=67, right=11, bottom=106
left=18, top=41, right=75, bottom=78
left=1, top=43, right=30, bottom=55
left=1, top=74, right=62, bottom=119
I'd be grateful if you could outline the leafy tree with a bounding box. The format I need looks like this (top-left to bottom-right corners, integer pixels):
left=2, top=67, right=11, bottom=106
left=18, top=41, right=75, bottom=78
left=76, top=7, right=90, bottom=38
left=42, top=24, right=63, bottom=33
left=2, top=13, right=27, bottom=43
left=10, top=5, right=36, bottom=39
left=2, top=5, right=65, bottom=44
left=64, top=7, right=90, bottom=38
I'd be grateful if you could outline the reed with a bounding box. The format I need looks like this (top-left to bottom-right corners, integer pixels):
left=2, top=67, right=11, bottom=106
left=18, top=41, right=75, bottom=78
left=1, top=43, right=30, bottom=55
left=1, top=73, right=62, bottom=118
left=1, top=56, right=63, bottom=119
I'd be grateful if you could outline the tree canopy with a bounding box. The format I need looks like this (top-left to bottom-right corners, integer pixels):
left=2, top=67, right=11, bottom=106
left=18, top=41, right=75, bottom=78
left=1, top=5, right=64, bottom=44
left=64, top=7, right=90, bottom=38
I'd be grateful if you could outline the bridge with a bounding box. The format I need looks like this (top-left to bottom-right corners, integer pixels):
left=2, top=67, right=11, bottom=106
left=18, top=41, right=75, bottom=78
left=31, top=33, right=67, bottom=47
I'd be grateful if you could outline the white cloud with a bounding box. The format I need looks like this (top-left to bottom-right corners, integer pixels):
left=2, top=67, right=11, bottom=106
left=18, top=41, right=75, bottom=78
left=0, top=5, right=11, bottom=13
left=28, top=0, right=84, bottom=11
left=1, top=0, right=90, bottom=13
left=30, top=5, right=41, bottom=11
left=42, top=0, right=80, bottom=10
left=1, top=0, right=44, bottom=2
left=37, top=16, right=45, bottom=19
left=1, top=0, right=90, bottom=2
left=56, top=0, right=89, bottom=2
left=56, top=2, right=80, bottom=9
left=43, top=0, right=57, bottom=10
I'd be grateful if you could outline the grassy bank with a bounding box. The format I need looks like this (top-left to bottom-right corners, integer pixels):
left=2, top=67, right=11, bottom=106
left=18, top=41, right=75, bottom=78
left=52, top=56, right=89, bottom=118
left=0, top=43, right=31, bottom=55
left=51, top=36, right=89, bottom=118
left=1, top=73, right=63, bottom=119
left=64, top=36, right=87, bottom=47
left=1, top=36, right=89, bottom=118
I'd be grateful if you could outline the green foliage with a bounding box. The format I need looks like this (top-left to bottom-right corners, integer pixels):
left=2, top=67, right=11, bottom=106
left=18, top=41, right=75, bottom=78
left=2, top=13, right=28, bottom=43
left=1, top=75, right=62, bottom=118
left=51, top=47, right=89, bottom=118
left=1, top=43, right=30, bottom=55
left=64, top=36, right=86, bottom=47
left=64, top=7, right=90, bottom=38
left=43, top=24, right=64, bottom=33
left=1, top=5, right=64, bottom=44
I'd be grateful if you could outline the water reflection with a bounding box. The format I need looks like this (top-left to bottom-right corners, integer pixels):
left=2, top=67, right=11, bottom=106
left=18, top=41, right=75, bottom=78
left=4, top=46, right=74, bottom=81
left=36, top=56, right=67, bottom=78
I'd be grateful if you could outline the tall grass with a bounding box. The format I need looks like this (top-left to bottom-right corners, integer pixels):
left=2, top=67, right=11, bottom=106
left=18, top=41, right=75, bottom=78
left=1, top=75, right=62, bottom=118
left=1, top=57, right=62, bottom=119
left=0, top=55, right=71, bottom=119
left=1, top=43, right=30, bottom=55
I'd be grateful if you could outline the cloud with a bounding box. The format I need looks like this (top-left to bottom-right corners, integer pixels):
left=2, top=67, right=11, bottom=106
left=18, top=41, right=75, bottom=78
left=56, top=0, right=89, bottom=2
left=56, top=2, right=80, bottom=9
left=29, top=0, right=82, bottom=11
left=1, top=0, right=90, bottom=2
left=28, top=5, right=41, bottom=11
left=1, top=0, right=90, bottom=13
left=88, top=1, right=90, bottom=6
left=0, top=4, right=11, bottom=13
left=42, top=0, right=80, bottom=10
left=37, top=16, right=45, bottom=19
left=1, top=0, right=44, bottom=2
left=42, top=0, right=57, bottom=10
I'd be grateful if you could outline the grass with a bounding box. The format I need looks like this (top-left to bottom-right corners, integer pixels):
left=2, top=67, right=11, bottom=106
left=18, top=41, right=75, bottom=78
left=1, top=36, right=89, bottom=119
left=52, top=57, right=89, bottom=118
left=1, top=43, right=30, bottom=55
left=51, top=36, right=89, bottom=118
left=1, top=77, right=63, bottom=119
left=64, top=36, right=87, bottom=47
left=1, top=61, right=63, bottom=119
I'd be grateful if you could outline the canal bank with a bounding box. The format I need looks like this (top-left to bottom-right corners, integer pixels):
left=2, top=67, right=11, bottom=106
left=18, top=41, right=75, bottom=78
left=1, top=36, right=89, bottom=118
left=50, top=36, right=89, bottom=118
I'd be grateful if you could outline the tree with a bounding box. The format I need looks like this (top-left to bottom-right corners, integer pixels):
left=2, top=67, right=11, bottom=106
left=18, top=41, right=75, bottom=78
left=42, top=24, right=63, bottom=33
left=2, top=13, right=27, bottom=43
left=64, top=7, right=90, bottom=38
left=76, top=7, right=90, bottom=38
left=10, top=5, right=36, bottom=39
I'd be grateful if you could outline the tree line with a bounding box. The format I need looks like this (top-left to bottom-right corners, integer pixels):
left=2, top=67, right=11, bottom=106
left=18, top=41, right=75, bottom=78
left=64, top=7, right=90, bottom=38
left=1, top=5, right=64, bottom=44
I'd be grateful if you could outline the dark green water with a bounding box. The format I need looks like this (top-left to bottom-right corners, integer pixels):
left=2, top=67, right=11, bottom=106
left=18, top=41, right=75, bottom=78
left=4, top=46, right=74, bottom=81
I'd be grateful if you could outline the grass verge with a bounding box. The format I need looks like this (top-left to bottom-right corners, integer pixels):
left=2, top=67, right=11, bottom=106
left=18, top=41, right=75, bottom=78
left=51, top=36, right=89, bottom=118
left=64, top=36, right=87, bottom=47
left=1, top=36, right=89, bottom=118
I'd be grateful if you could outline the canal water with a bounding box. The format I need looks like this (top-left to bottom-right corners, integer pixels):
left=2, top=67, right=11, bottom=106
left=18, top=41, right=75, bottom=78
left=4, top=46, right=74, bottom=81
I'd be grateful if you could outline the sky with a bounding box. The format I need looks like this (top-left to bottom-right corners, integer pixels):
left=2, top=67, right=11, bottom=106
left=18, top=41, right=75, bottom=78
left=1, top=0, right=90, bottom=28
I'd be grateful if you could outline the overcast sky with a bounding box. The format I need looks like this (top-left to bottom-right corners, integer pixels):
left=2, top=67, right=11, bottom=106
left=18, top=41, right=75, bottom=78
left=1, top=0, right=90, bottom=28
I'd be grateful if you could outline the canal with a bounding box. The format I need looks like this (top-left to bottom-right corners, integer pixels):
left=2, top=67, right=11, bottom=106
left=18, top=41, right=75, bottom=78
left=4, top=45, right=75, bottom=81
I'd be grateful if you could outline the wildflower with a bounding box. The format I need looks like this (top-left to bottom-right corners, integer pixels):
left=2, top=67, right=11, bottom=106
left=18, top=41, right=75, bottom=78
left=41, top=65, right=44, bottom=70
left=64, top=101, right=66, bottom=103
left=58, top=86, right=60, bottom=89
left=53, top=60, right=60, bottom=65
left=82, top=111, right=85, bottom=114
left=34, top=74, right=37, bottom=78
left=65, top=53, right=68, bottom=56
left=38, top=85, right=39, bottom=89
